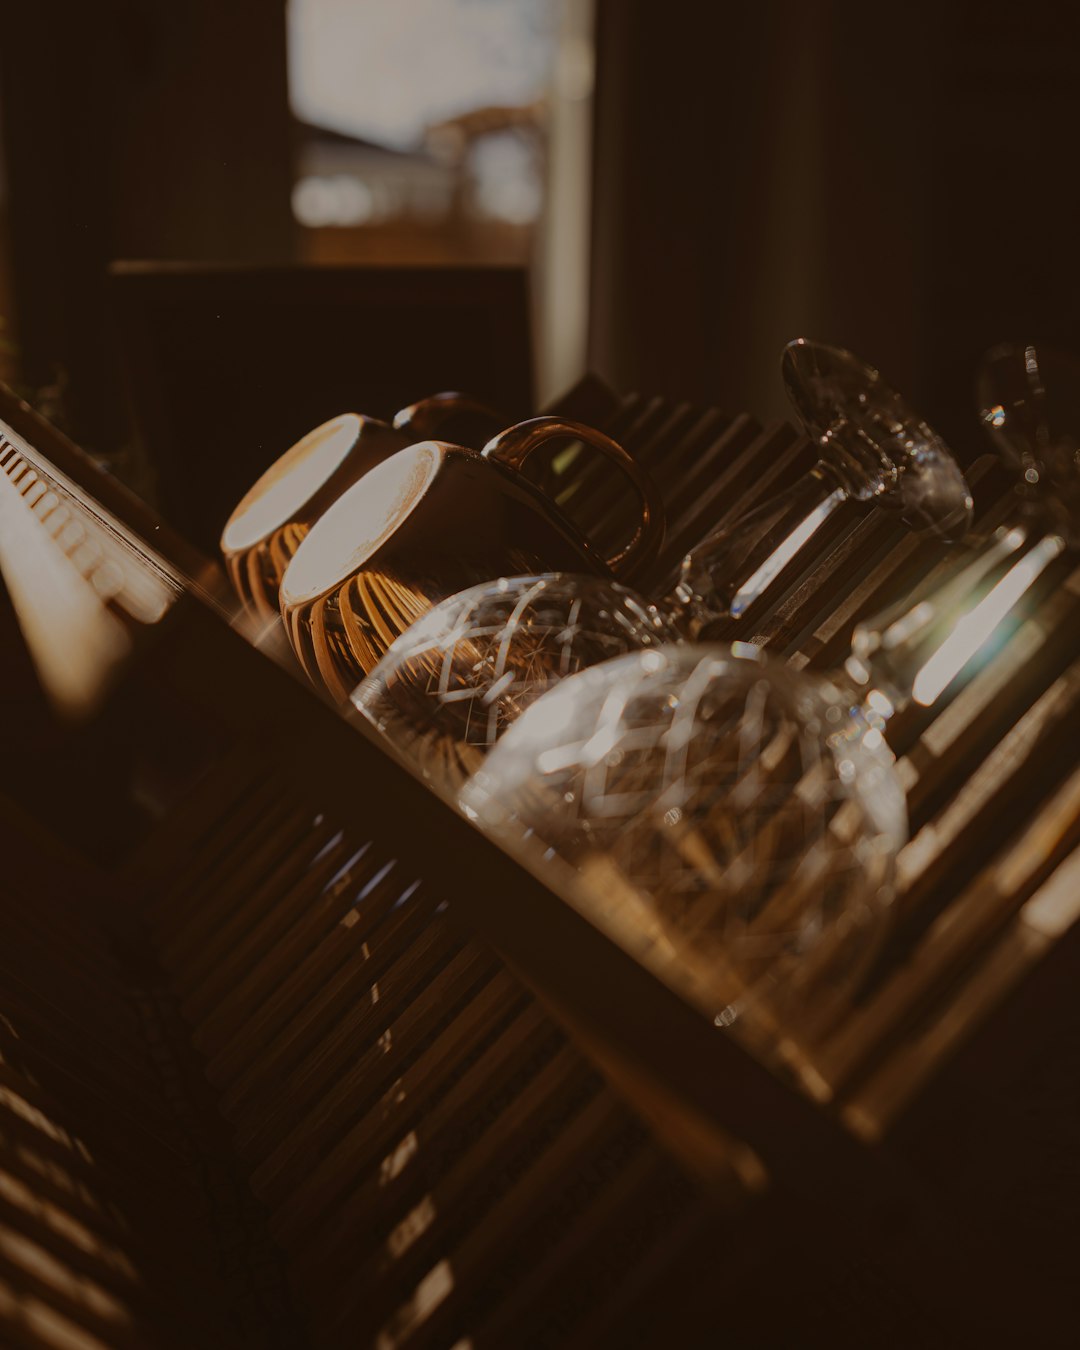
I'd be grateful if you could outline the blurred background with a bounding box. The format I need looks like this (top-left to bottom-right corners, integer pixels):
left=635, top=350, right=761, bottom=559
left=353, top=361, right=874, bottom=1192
left=1, top=0, right=1079, bottom=491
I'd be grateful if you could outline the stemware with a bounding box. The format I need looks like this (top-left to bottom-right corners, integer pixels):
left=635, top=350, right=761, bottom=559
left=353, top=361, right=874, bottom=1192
left=675, top=340, right=973, bottom=629
left=354, top=573, right=678, bottom=796
left=461, top=364, right=1080, bottom=1038
left=976, top=341, right=1080, bottom=545
left=462, top=641, right=905, bottom=1049
left=356, top=344, right=973, bottom=797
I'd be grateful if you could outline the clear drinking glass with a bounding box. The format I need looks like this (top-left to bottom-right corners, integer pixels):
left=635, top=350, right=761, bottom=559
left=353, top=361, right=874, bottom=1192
left=461, top=360, right=1080, bottom=1043
left=977, top=341, right=1080, bottom=548
left=674, top=340, right=973, bottom=631
left=355, top=342, right=973, bottom=799
left=461, top=642, right=906, bottom=1054
left=353, top=573, right=677, bottom=798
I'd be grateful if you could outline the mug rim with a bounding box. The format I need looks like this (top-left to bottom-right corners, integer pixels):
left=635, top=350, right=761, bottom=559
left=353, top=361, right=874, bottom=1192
left=221, top=411, right=371, bottom=555
left=280, top=439, right=446, bottom=608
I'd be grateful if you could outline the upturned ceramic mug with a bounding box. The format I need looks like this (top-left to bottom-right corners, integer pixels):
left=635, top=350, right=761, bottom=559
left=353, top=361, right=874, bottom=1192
left=220, top=393, right=503, bottom=620
left=279, top=416, right=666, bottom=702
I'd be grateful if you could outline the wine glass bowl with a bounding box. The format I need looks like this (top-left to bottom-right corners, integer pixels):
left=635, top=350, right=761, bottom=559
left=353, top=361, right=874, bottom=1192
left=464, top=644, right=905, bottom=1026
left=977, top=342, right=1080, bottom=472
left=354, top=572, right=677, bottom=797
left=977, top=342, right=1080, bottom=547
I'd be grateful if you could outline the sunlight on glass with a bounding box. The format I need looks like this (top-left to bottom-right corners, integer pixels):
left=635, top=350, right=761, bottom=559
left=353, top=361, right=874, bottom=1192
left=730, top=488, right=845, bottom=617
left=912, top=533, right=1065, bottom=706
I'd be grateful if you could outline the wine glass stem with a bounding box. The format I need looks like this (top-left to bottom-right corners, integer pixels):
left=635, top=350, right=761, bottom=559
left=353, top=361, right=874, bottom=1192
left=663, top=466, right=848, bottom=634
left=724, top=472, right=845, bottom=619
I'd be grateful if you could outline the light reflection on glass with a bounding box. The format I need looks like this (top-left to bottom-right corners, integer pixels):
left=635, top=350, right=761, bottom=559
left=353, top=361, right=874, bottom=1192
left=729, top=487, right=845, bottom=618
left=912, top=533, right=1065, bottom=706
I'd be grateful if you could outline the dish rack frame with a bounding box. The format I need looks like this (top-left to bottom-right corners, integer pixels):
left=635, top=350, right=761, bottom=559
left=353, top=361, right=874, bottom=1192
left=1, top=377, right=1077, bottom=1347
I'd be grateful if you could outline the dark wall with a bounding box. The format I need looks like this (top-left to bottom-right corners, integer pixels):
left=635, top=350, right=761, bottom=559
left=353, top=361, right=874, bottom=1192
left=0, top=0, right=296, bottom=455
left=589, top=1, right=1080, bottom=456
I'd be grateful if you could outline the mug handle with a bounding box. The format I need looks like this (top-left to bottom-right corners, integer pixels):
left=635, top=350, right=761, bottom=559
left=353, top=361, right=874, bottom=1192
left=393, top=391, right=504, bottom=440
left=481, top=416, right=666, bottom=581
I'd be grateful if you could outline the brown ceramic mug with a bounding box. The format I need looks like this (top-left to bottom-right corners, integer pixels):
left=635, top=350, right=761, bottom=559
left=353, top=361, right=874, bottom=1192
left=220, top=393, right=503, bottom=620
left=279, top=416, right=666, bottom=702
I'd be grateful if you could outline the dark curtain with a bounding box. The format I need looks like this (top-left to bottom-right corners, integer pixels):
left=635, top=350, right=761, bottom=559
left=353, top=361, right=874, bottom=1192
left=589, top=1, right=1080, bottom=456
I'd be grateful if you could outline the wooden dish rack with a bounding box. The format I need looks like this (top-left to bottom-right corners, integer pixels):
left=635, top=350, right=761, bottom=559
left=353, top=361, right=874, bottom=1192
left=1, top=376, right=1077, bottom=1348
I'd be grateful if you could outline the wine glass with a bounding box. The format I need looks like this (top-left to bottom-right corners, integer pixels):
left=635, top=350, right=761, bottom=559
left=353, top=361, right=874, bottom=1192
left=461, top=398, right=1080, bottom=1045
left=674, top=340, right=973, bottom=631
left=461, top=642, right=906, bottom=1058
left=353, top=573, right=677, bottom=798
left=355, top=343, right=973, bottom=798
left=977, top=342, right=1080, bottom=547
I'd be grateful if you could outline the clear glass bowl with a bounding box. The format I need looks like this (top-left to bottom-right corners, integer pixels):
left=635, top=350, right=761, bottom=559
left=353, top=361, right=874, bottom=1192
left=978, top=341, right=1080, bottom=548
left=356, top=345, right=976, bottom=801
left=353, top=573, right=676, bottom=799
left=462, top=643, right=906, bottom=1034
